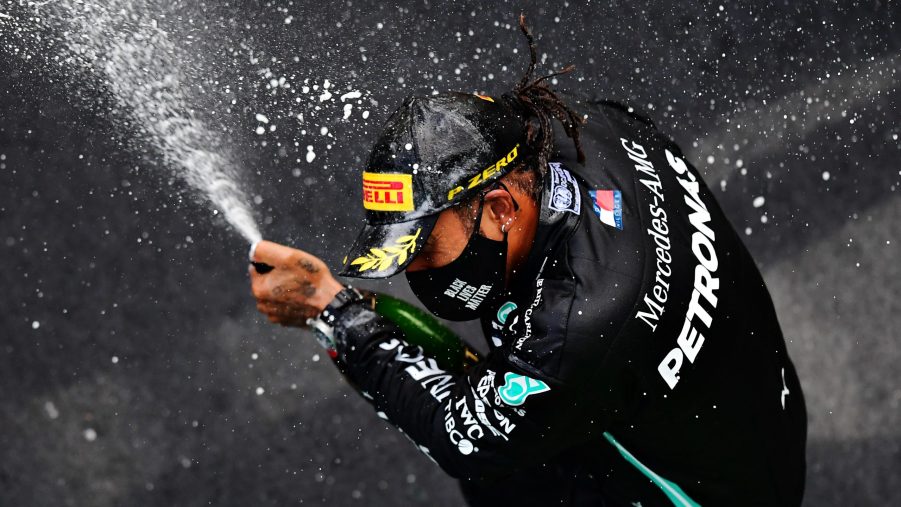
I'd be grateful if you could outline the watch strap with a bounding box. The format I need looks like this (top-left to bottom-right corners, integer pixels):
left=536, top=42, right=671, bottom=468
left=319, top=285, right=365, bottom=325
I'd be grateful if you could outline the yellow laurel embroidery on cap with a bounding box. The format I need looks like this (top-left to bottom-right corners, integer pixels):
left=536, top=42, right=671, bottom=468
left=349, top=228, right=421, bottom=272
left=474, top=94, right=494, bottom=102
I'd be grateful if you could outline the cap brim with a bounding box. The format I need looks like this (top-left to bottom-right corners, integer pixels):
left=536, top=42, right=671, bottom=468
left=339, top=214, right=439, bottom=279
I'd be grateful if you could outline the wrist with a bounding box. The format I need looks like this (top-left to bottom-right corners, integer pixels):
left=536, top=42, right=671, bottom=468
left=321, top=285, right=366, bottom=321
left=320, top=277, right=345, bottom=309
left=307, top=285, right=368, bottom=355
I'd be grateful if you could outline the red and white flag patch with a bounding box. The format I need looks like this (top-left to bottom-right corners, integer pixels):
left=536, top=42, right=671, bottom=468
left=589, top=189, right=623, bottom=230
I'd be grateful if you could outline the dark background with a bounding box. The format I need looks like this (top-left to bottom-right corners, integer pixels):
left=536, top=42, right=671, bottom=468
left=1, top=1, right=899, bottom=505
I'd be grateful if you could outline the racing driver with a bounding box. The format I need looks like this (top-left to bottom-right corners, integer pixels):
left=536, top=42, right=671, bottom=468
left=249, top=18, right=807, bottom=506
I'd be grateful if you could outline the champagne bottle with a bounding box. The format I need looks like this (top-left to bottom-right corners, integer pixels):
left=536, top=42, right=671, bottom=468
left=373, top=293, right=481, bottom=374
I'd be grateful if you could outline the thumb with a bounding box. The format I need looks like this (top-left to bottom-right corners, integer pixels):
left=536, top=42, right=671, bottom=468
left=252, top=240, right=295, bottom=266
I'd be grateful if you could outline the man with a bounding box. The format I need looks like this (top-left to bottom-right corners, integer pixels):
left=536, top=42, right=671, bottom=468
left=249, top=20, right=807, bottom=506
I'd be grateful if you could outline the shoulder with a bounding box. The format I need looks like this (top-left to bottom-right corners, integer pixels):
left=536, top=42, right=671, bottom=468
left=555, top=91, right=658, bottom=132
left=584, top=99, right=658, bottom=130
left=504, top=222, right=643, bottom=385
left=552, top=93, right=683, bottom=171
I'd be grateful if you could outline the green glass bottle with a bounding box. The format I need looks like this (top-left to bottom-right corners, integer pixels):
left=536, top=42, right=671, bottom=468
left=373, top=293, right=481, bottom=374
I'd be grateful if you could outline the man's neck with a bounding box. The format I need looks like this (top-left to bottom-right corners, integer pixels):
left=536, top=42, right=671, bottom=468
left=506, top=195, right=540, bottom=284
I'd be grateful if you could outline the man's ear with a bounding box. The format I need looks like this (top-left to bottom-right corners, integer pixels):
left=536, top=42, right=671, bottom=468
left=484, top=188, right=517, bottom=228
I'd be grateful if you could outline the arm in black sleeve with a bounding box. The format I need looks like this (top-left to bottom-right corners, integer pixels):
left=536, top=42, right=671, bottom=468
left=328, top=300, right=589, bottom=480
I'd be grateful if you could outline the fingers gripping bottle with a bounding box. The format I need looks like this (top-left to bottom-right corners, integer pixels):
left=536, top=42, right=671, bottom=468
left=249, top=243, right=480, bottom=374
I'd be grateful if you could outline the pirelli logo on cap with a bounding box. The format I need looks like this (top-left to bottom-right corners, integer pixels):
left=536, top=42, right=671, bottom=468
left=362, top=172, right=414, bottom=211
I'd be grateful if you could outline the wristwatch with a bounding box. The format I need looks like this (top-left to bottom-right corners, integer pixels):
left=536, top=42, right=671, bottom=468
left=306, top=285, right=366, bottom=351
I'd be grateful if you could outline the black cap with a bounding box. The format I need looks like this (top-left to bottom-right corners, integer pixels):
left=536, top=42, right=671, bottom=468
left=339, top=92, right=530, bottom=278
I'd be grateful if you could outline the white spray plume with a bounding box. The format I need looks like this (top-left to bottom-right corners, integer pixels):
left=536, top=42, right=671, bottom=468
left=34, top=0, right=263, bottom=244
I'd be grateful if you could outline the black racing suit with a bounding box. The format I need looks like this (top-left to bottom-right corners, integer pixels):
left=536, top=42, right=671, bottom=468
left=328, top=101, right=807, bottom=506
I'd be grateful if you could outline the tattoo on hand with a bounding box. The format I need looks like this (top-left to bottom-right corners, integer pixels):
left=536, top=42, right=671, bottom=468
left=298, top=258, right=320, bottom=274
left=299, top=280, right=316, bottom=297
left=272, top=280, right=316, bottom=299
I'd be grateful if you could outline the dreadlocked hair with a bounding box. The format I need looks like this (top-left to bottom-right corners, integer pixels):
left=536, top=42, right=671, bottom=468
left=452, top=15, right=586, bottom=234
left=513, top=14, right=586, bottom=177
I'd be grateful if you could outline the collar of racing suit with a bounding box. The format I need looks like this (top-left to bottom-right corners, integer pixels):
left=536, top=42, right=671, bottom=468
left=506, top=162, right=583, bottom=295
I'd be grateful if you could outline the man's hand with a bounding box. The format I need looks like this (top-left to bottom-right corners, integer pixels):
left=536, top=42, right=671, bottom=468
left=249, top=241, right=344, bottom=327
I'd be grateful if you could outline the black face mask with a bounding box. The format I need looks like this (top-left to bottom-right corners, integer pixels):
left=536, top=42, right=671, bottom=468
left=405, top=186, right=517, bottom=321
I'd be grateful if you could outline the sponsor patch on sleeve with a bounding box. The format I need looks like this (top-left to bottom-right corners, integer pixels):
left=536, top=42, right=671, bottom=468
left=589, top=189, right=623, bottom=230
left=497, top=372, right=550, bottom=406
left=362, top=172, right=414, bottom=211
